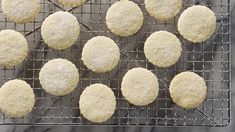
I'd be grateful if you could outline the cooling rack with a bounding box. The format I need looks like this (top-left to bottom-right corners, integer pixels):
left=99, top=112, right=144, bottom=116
left=0, top=0, right=231, bottom=127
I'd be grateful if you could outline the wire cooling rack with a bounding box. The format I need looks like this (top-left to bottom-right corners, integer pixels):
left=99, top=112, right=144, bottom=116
left=0, top=0, right=231, bottom=127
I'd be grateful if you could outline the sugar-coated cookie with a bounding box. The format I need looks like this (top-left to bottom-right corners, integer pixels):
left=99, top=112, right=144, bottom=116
left=169, top=71, right=207, bottom=109
left=39, top=58, right=79, bottom=96
left=106, top=0, right=144, bottom=36
left=0, top=30, right=28, bottom=67
left=1, top=0, right=40, bottom=23
left=59, top=0, right=86, bottom=7
left=178, top=5, right=216, bottom=43
left=145, top=0, right=182, bottom=21
left=0, top=79, right=35, bottom=117
left=41, top=11, right=80, bottom=50
left=121, top=67, right=159, bottom=106
left=144, top=31, right=182, bottom=67
left=82, top=36, right=120, bottom=73
left=79, top=83, right=116, bottom=123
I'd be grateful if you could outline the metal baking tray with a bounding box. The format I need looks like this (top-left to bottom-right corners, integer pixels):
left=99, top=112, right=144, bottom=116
left=0, top=0, right=231, bottom=127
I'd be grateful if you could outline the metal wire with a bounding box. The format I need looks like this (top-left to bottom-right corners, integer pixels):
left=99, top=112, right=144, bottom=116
left=0, top=0, right=231, bottom=127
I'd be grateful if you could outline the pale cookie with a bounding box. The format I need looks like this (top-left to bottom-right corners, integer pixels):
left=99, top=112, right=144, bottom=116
left=178, top=5, right=216, bottom=43
left=106, top=0, right=144, bottom=36
left=145, top=0, right=182, bottom=21
left=41, top=11, right=80, bottom=50
left=79, top=83, right=116, bottom=123
left=1, top=0, right=40, bottom=24
left=169, top=71, right=207, bottom=109
left=121, top=68, right=159, bottom=106
left=144, top=31, right=182, bottom=67
left=58, top=0, right=86, bottom=7
left=0, top=30, right=28, bottom=67
left=39, top=58, right=79, bottom=96
left=0, top=79, right=35, bottom=117
left=82, top=36, right=120, bottom=73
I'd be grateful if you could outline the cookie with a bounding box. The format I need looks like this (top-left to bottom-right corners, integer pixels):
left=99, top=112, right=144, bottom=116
left=82, top=36, right=120, bottom=73
left=58, top=0, right=86, bottom=7
left=178, top=5, right=216, bottom=43
left=41, top=11, right=80, bottom=50
left=1, top=0, right=40, bottom=24
left=106, top=0, right=144, bottom=36
left=121, top=67, right=159, bottom=106
left=39, top=58, right=79, bottom=96
left=0, top=30, right=28, bottom=67
left=144, top=31, right=182, bottom=67
left=79, top=83, right=116, bottom=123
left=169, top=71, right=207, bottom=109
left=145, top=0, right=182, bottom=21
left=0, top=79, right=35, bottom=117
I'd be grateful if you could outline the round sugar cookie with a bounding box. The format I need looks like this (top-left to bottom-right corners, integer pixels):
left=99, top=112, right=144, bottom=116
left=0, top=79, right=35, bottom=117
left=82, top=36, right=120, bottom=73
left=58, top=0, right=86, bottom=7
left=121, top=67, right=159, bottom=106
left=169, top=71, right=207, bottom=109
left=145, top=0, right=182, bottom=21
left=39, top=58, right=79, bottom=96
left=79, top=83, right=116, bottom=123
left=0, top=30, right=28, bottom=67
left=178, top=5, right=216, bottom=43
left=41, top=11, right=80, bottom=50
left=144, top=31, right=182, bottom=67
left=106, top=0, right=144, bottom=36
left=1, top=0, right=40, bottom=23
